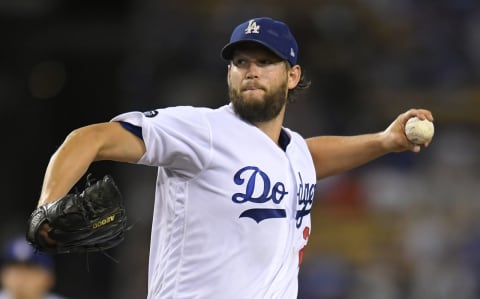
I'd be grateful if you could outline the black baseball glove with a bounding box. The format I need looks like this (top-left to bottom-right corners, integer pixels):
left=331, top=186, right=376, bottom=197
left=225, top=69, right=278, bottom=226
left=26, top=174, right=127, bottom=254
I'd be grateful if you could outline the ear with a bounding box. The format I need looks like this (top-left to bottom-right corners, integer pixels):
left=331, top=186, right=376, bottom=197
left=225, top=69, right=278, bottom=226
left=287, top=65, right=301, bottom=89
left=227, top=64, right=232, bottom=85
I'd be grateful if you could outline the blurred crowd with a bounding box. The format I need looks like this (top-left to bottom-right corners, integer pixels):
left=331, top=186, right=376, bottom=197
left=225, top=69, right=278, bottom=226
left=1, top=0, right=480, bottom=298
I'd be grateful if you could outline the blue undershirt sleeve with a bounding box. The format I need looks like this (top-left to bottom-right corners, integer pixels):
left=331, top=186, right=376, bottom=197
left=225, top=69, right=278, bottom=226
left=118, top=121, right=143, bottom=140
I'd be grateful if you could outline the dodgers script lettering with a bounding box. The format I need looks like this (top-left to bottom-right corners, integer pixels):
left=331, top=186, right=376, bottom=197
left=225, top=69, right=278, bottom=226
left=232, top=166, right=288, bottom=223
left=232, top=166, right=288, bottom=204
left=295, top=173, right=315, bottom=228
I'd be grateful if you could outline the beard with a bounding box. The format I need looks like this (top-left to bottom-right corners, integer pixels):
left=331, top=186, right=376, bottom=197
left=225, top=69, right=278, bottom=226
left=229, top=81, right=288, bottom=123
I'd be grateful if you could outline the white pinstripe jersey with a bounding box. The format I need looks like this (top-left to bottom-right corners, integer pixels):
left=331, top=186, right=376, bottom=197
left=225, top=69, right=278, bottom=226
left=111, top=104, right=316, bottom=299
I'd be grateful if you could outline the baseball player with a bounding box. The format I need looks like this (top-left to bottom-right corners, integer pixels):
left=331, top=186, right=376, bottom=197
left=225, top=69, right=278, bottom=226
left=32, top=17, right=433, bottom=298
left=0, top=237, right=66, bottom=299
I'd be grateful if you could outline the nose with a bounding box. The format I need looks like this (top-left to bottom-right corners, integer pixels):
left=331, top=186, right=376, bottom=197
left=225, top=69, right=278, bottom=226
left=245, top=62, right=260, bottom=79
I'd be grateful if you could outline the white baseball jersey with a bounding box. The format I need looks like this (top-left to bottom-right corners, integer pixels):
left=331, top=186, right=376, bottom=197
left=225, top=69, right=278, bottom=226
left=111, top=104, right=316, bottom=299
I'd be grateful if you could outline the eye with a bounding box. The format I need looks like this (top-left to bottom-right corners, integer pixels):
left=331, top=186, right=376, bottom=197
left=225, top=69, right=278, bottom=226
left=232, top=58, right=247, bottom=67
left=257, top=59, right=273, bottom=66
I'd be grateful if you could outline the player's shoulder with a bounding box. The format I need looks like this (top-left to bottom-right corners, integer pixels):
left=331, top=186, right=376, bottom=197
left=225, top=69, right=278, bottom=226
left=155, top=105, right=228, bottom=118
left=282, top=127, right=306, bottom=142
left=150, top=105, right=211, bottom=116
left=282, top=127, right=310, bottom=150
left=162, top=104, right=234, bottom=120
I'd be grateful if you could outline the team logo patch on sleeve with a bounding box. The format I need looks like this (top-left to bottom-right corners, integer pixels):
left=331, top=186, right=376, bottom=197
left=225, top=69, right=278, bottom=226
left=143, top=110, right=158, bottom=118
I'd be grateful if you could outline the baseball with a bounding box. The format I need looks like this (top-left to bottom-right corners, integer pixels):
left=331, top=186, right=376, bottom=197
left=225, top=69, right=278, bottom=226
left=405, top=117, right=434, bottom=145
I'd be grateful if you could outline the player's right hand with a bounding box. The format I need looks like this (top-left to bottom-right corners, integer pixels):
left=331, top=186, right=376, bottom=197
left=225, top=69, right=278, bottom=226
left=381, top=108, right=434, bottom=153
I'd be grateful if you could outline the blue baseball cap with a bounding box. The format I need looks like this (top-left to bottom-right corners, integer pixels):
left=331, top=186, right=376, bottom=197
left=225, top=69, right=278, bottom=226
left=2, top=237, right=54, bottom=273
left=221, top=17, right=299, bottom=66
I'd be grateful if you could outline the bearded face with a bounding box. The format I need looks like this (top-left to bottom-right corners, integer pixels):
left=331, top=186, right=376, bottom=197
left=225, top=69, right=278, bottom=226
left=226, top=44, right=296, bottom=123
left=229, top=80, right=288, bottom=123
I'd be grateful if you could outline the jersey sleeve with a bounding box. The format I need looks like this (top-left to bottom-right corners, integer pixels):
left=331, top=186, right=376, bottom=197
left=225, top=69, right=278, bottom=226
left=111, top=106, right=213, bottom=179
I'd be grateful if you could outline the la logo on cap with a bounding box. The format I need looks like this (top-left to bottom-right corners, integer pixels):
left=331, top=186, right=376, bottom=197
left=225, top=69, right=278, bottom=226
left=245, top=20, right=260, bottom=34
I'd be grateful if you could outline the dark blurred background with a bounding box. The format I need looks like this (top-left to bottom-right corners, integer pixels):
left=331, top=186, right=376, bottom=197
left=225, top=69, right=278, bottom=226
left=1, top=0, right=480, bottom=298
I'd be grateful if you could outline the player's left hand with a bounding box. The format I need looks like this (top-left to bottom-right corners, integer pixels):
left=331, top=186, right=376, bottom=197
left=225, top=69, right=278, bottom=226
left=26, top=174, right=128, bottom=254
left=381, top=108, right=434, bottom=153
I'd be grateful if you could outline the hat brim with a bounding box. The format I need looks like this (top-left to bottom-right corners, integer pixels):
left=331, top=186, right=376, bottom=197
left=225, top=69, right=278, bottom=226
left=221, top=40, right=289, bottom=64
